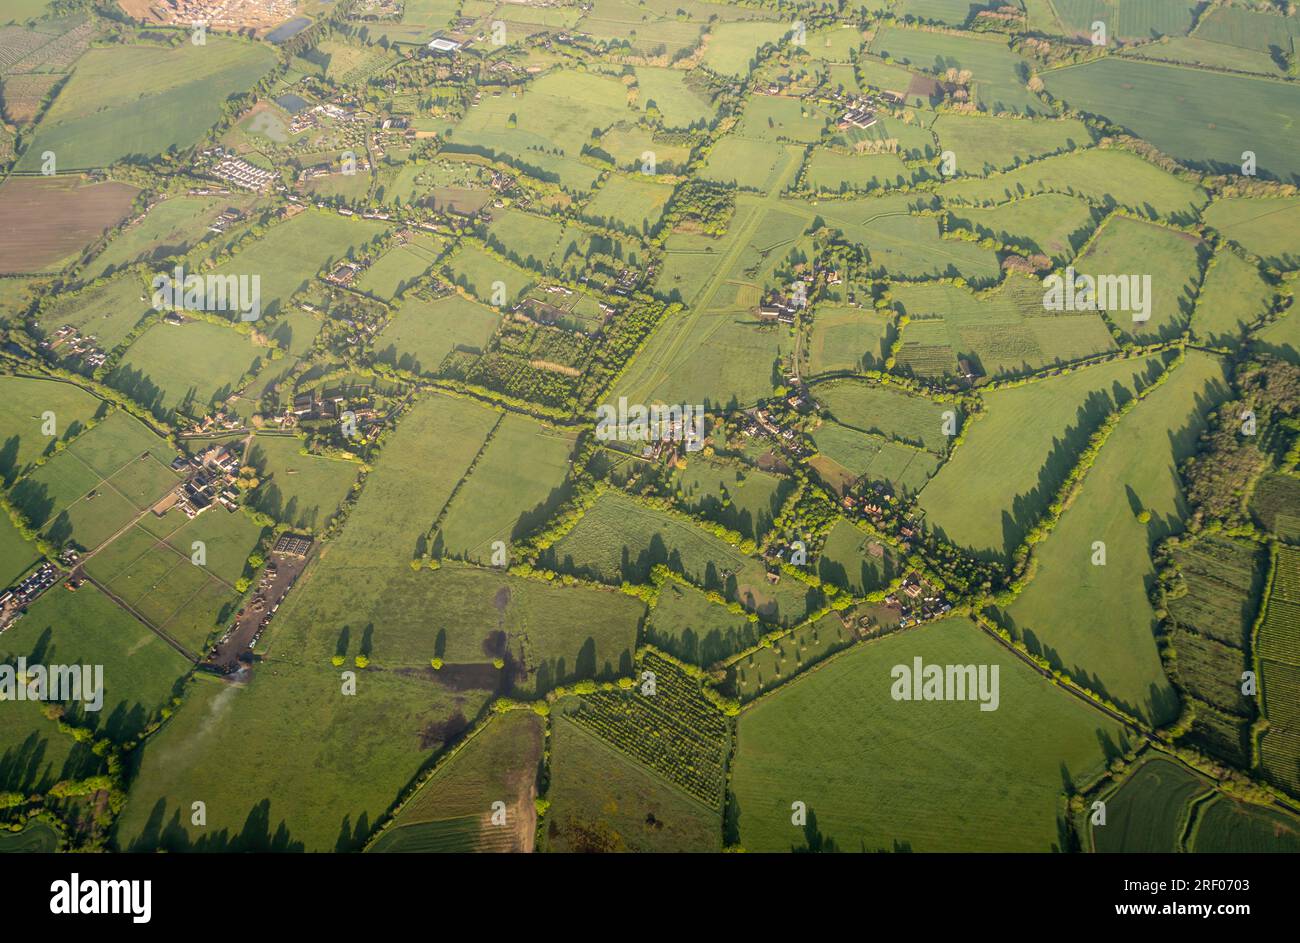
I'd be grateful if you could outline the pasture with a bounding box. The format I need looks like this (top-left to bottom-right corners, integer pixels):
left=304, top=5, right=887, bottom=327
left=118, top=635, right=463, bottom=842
left=1203, top=196, right=1300, bottom=270
left=17, top=39, right=276, bottom=171
left=1043, top=57, right=1300, bottom=183
left=1072, top=215, right=1204, bottom=343
left=580, top=174, right=675, bottom=236
left=731, top=617, right=1128, bottom=851
left=946, top=192, right=1098, bottom=263
left=114, top=663, right=494, bottom=852
left=931, top=114, right=1092, bottom=174
left=39, top=271, right=153, bottom=351
left=805, top=304, right=892, bottom=375
left=434, top=414, right=576, bottom=564
left=0, top=581, right=191, bottom=740
left=869, top=27, right=1045, bottom=115
left=84, top=194, right=248, bottom=283
left=110, top=320, right=268, bottom=420
left=809, top=421, right=941, bottom=496
left=811, top=379, right=951, bottom=452
left=889, top=274, right=1117, bottom=379
left=920, top=353, right=1164, bottom=559
left=672, top=454, right=791, bottom=540
left=1001, top=350, right=1230, bottom=725
left=938, top=148, right=1209, bottom=222
left=701, top=21, right=790, bottom=77
left=0, top=375, right=103, bottom=483
left=249, top=435, right=359, bottom=533
left=730, top=610, right=859, bottom=701
left=1190, top=249, right=1273, bottom=349
left=646, top=579, right=758, bottom=666
left=374, top=292, right=501, bottom=376
left=800, top=149, right=932, bottom=194
left=1088, top=755, right=1209, bottom=852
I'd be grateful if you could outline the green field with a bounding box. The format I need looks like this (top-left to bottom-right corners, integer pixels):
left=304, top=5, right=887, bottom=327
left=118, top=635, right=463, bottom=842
left=1072, top=215, right=1204, bottom=342
left=1188, top=794, right=1300, bottom=852
left=812, top=379, right=952, bottom=452
left=543, top=713, right=722, bottom=852
left=1089, top=755, right=1210, bottom=852
left=732, top=617, right=1127, bottom=851
left=1190, top=248, right=1274, bottom=349
left=205, top=209, right=390, bottom=319
left=1203, top=196, right=1300, bottom=270
left=548, top=489, right=815, bottom=626
left=806, top=304, right=892, bottom=375
left=673, top=454, right=791, bottom=540
left=110, top=320, right=267, bottom=420
left=919, top=355, right=1166, bottom=556
left=800, top=149, right=932, bottom=194
left=809, top=421, right=942, bottom=496
left=580, top=174, right=675, bottom=235
left=18, top=39, right=276, bottom=171
left=946, top=192, right=1098, bottom=263
left=368, top=710, right=544, bottom=852
left=633, top=66, right=715, bottom=128
left=0, top=375, right=103, bottom=484
left=645, top=578, right=758, bottom=666
left=1002, top=350, right=1230, bottom=724
left=870, top=26, right=1045, bottom=115
left=891, top=274, right=1117, bottom=379
left=12, top=409, right=179, bottom=552
left=730, top=610, right=861, bottom=701
left=817, top=518, right=900, bottom=594
left=38, top=272, right=154, bottom=352
left=249, top=435, right=359, bottom=532
left=0, top=513, right=37, bottom=588
left=374, top=292, right=501, bottom=376
left=932, top=114, right=1092, bottom=174
left=0, top=581, right=190, bottom=739
left=700, top=20, right=789, bottom=76
left=939, top=147, right=1209, bottom=222
left=434, top=414, right=575, bottom=564
left=114, top=662, right=493, bottom=852
left=1044, top=57, right=1300, bottom=183
left=85, top=195, right=246, bottom=283
left=698, top=136, right=792, bottom=191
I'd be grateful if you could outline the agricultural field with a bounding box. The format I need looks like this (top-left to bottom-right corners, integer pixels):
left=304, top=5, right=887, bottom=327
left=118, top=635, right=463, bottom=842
left=373, top=291, right=501, bottom=376
left=1001, top=350, right=1230, bottom=725
left=248, top=434, right=359, bottom=532
left=1203, top=196, right=1300, bottom=270
left=673, top=454, right=791, bottom=540
left=82, top=194, right=250, bottom=284
left=109, top=320, right=269, bottom=421
left=543, top=712, right=722, bottom=852
left=368, top=710, right=544, bottom=853
left=945, top=192, right=1099, bottom=263
left=17, top=39, right=276, bottom=171
left=1043, top=57, right=1300, bottom=183
left=869, top=26, right=1045, bottom=114
left=579, top=173, right=675, bottom=235
left=558, top=651, right=729, bottom=808
left=889, top=273, right=1118, bottom=379
left=1088, top=755, right=1211, bottom=853
left=645, top=578, right=758, bottom=666
left=918, top=354, right=1167, bottom=558
left=0, top=176, right=139, bottom=274
left=7, top=0, right=1300, bottom=863
left=11, top=409, right=180, bottom=552
left=805, top=304, right=892, bottom=375
left=938, top=147, right=1209, bottom=222
left=433, top=414, right=576, bottom=564
left=732, top=617, right=1128, bottom=851
left=931, top=115, right=1092, bottom=174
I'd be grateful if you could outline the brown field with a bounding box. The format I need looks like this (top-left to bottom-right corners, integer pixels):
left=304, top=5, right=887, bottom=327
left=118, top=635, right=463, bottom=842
left=0, top=176, right=139, bottom=274
left=0, top=73, right=60, bottom=125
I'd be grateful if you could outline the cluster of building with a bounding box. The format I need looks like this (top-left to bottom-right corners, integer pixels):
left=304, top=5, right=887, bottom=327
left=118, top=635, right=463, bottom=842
left=0, top=563, right=59, bottom=633
left=837, top=100, right=879, bottom=130
left=205, top=153, right=279, bottom=193
left=884, top=573, right=951, bottom=628
left=183, top=408, right=244, bottom=436
left=41, top=325, right=106, bottom=368
left=154, top=444, right=243, bottom=519
left=208, top=208, right=245, bottom=235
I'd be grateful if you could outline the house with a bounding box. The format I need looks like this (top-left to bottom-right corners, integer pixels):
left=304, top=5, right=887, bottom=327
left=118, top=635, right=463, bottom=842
left=427, top=37, right=461, bottom=54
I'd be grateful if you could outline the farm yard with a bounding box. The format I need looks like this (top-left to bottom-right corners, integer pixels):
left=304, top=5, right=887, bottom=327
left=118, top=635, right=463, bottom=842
left=0, top=0, right=1298, bottom=866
